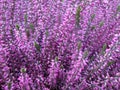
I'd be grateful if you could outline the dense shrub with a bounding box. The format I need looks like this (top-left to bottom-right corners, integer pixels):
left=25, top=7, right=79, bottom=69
left=0, top=0, right=120, bottom=90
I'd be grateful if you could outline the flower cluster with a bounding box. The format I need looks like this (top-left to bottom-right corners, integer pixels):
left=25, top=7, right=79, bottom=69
left=0, top=0, right=120, bottom=90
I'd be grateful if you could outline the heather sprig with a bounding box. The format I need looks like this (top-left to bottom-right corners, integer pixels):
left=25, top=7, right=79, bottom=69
left=0, top=0, right=120, bottom=90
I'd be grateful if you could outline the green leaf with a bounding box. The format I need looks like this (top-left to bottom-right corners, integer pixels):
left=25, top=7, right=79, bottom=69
left=20, top=68, right=26, bottom=73
left=107, top=61, right=115, bottom=67
left=91, top=14, right=95, bottom=21
left=60, top=65, right=64, bottom=69
left=24, top=14, right=27, bottom=23
left=99, top=21, right=104, bottom=27
left=34, top=42, right=41, bottom=51
left=30, top=23, right=34, bottom=33
left=91, top=26, right=95, bottom=30
left=76, top=6, right=82, bottom=26
left=77, top=41, right=81, bottom=51
left=55, top=56, right=59, bottom=62
left=90, top=56, right=95, bottom=60
left=8, top=82, right=12, bottom=90
left=16, top=24, right=20, bottom=30
left=83, top=50, right=89, bottom=59
left=117, top=5, right=120, bottom=12
left=101, top=43, right=107, bottom=55
left=45, top=30, right=49, bottom=37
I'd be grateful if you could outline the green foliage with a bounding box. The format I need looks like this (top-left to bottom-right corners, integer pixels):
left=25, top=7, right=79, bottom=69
left=20, top=68, right=26, bottom=73
left=91, top=14, right=95, bottom=21
left=101, top=43, right=107, bottom=55
left=60, top=64, right=64, bottom=69
left=55, top=56, right=59, bottom=62
left=34, top=42, right=41, bottom=51
left=8, top=82, right=12, bottom=90
left=91, top=26, right=96, bottom=30
left=117, top=5, right=120, bottom=12
left=16, top=24, right=20, bottom=30
left=24, top=14, right=27, bottom=23
left=77, top=41, right=81, bottom=51
left=99, top=21, right=104, bottom=27
left=30, top=23, right=35, bottom=33
left=107, top=61, right=115, bottom=67
left=76, top=6, right=82, bottom=26
left=45, top=30, right=49, bottom=37
left=83, top=50, right=89, bottom=59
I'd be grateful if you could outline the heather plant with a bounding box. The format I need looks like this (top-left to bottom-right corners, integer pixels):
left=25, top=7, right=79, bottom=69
left=0, top=0, right=120, bottom=90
